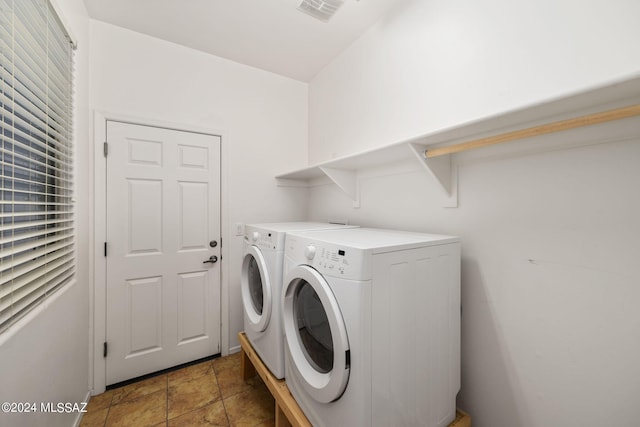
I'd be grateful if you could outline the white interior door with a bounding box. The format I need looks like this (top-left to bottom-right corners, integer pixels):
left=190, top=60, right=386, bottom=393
left=105, top=121, right=221, bottom=385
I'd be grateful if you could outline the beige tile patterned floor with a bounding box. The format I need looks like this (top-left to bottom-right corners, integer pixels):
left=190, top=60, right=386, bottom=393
left=80, top=352, right=275, bottom=427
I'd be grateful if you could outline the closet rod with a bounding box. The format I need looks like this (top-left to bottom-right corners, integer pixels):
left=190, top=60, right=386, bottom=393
left=424, top=104, right=640, bottom=158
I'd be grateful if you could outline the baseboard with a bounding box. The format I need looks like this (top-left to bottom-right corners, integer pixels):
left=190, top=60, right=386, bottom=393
left=72, top=390, right=92, bottom=427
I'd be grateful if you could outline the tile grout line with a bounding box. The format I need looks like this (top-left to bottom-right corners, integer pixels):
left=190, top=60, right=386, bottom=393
left=165, top=359, right=222, bottom=425
left=165, top=373, right=169, bottom=426
left=102, top=392, right=114, bottom=427
left=212, top=359, right=232, bottom=426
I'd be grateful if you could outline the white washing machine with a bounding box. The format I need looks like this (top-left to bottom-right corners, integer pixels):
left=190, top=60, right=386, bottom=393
left=282, top=228, right=461, bottom=427
left=241, top=222, right=358, bottom=379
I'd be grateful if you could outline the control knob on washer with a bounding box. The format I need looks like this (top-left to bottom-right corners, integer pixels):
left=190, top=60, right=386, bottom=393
left=251, top=232, right=260, bottom=242
left=304, top=245, right=316, bottom=260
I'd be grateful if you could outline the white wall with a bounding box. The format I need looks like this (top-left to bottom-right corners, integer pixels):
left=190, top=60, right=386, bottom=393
left=309, top=0, right=640, bottom=163
left=307, top=1, right=640, bottom=426
left=89, top=20, right=308, bottom=355
left=0, top=0, right=91, bottom=426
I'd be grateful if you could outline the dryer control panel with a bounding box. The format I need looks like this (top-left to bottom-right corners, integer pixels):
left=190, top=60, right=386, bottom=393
left=285, top=237, right=370, bottom=280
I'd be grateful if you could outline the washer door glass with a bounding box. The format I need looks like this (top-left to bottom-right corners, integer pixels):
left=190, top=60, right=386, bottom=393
left=295, top=281, right=333, bottom=373
left=283, top=265, right=349, bottom=403
left=241, top=246, right=272, bottom=332
left=247, top=256, right=263, bottom=314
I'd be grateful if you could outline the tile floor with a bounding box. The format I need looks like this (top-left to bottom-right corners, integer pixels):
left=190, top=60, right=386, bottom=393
left=79, top=352, right=275, bottom=427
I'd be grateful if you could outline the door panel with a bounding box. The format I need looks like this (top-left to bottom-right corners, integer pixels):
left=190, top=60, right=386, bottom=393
left=105, top=121, right=221, bottom=385
left=177, top=271, right=209, bottom=344
left=127, top=179, right=162, bottom=254
left=126, top=276, right=163, bottom=356
left=179, top=182, right=208, bottom=250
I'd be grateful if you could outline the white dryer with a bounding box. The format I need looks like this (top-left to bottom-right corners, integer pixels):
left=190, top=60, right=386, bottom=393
left=241, top=222, right=358, bottom=379
left=282, top=228, right=461, bottom=427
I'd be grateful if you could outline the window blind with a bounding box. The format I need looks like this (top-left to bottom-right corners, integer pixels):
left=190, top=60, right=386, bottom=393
left=0, top=0, right=75, bottom=332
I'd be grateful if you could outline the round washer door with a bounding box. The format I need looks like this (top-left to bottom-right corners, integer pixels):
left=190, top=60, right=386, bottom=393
left=241, top=246, right=272, bottom=332
left=283, top=265, right=349, bottom=403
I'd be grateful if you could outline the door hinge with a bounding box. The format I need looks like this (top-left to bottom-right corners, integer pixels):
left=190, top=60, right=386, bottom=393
left=103, top=142, right=108, bottom=157
left=104, top=242, right=107, bottom=257
left=103, top=342, right=108, bottom=358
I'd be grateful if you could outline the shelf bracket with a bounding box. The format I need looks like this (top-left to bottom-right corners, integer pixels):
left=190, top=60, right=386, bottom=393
left=319, top=167, right=360, bottom=208
left=408, top=142, right=458, bottom=208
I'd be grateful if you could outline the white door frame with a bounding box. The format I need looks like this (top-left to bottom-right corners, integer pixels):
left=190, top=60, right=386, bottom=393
left=90, top=111, right=230, bottom=395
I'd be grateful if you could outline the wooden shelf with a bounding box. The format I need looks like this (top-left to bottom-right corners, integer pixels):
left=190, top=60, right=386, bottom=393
left=276, top=140, right=458, bottom=207
left=238, top=332, right=472, bottom=427
left=276, top=74, right=640, bottom=208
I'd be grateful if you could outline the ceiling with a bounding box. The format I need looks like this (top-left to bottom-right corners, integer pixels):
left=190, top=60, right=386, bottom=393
left=83, top=0, right=408, bottom=82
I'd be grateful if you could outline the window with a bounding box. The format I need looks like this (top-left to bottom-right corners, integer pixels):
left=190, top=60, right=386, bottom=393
left=0, top=0, right=75, bottom=332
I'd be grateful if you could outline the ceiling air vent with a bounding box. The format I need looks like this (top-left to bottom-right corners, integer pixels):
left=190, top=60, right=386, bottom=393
left=298, top=0, right=345, bottom=22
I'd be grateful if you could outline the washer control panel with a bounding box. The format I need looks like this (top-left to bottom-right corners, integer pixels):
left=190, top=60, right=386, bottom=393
left=244, top=230, right=277, bottom=250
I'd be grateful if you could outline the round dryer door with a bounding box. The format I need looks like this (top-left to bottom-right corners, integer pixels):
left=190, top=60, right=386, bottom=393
left=283, top=265, right=349, bottom=403
left=241, top=246, right=272, bottom=332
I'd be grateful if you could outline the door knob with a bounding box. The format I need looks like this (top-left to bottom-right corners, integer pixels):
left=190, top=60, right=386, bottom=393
left=203, top=255, right=218, bottom=264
